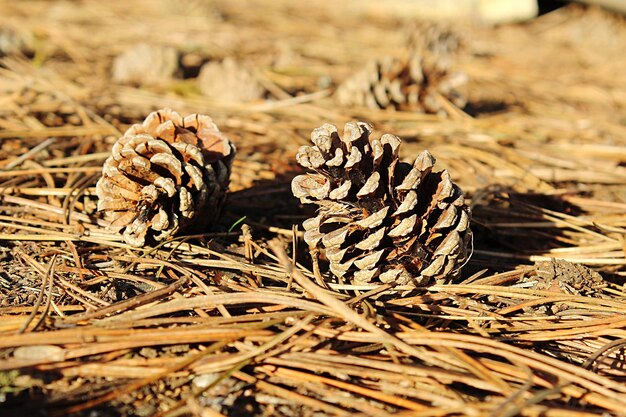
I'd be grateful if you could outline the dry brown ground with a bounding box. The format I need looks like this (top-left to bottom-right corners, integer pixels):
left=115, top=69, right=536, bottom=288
left=1, top=1, right=626, bottom=416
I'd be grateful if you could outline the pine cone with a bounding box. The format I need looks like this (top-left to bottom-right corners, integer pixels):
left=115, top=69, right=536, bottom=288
left=198, top=58, right=264, bottom=103
left=533, top=259, right=603, bottom=296
left=406, top=20, right=463, bottom=56
left=0, top=26, right=34, bottom=57
left=96, top=108, right=235, bottom=247
left=335, top=52, right=467, bottom=116
left=112, top=44, right=178, bottom=86
left=292, top=122, right=471, bottom=286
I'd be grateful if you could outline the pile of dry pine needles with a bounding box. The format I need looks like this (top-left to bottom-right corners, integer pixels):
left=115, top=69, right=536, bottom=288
left=1, top=1, right=626, bottom=416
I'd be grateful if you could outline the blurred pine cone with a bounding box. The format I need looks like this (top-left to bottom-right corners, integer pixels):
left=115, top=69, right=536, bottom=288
left=96, top=108, right=235, bottom=247
left=335, top=52, right=467, bottom=116
left=0, top=26, right=34, bottom=57
left=198, top=58, right=264, bottom=103
left=406, top=20, right=463, bottom=56
left=292, top=122, right=471, bottom=286
left=112, top=44, right=178, bottom=86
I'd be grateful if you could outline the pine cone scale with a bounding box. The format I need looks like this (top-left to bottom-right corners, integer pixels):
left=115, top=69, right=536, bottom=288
left=355, top=227, right=386, bottom=251
left=356, top=207, right=388, bottom=229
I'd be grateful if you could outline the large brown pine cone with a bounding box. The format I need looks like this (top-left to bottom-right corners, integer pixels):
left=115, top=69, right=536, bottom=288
left=292, top=122, right=472, bottom=286
left=96, top=108, right=235, bottom=247
left=335, top=52, right=467, bottom=116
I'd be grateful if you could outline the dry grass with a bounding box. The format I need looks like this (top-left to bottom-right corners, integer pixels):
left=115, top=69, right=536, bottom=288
left=1, top=1, right=626, bottom=416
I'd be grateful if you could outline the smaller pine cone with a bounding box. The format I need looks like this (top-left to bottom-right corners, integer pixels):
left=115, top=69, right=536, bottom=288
left=335, top=52, right=467, bottom=115
left=406, top=20, right=463, bottom=56
left=198, top=58, right=264, bottom=103
left=96, top=108, right=235, bottom=247
left=292, top=122, right=472, bottom=286
left=0, top=26, right=34, bottom=57
left=112, top=44, right=178, bottom=86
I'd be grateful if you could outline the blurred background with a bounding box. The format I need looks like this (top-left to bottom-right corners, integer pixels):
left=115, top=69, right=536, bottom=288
left=1, top=0, right=625, bottom=206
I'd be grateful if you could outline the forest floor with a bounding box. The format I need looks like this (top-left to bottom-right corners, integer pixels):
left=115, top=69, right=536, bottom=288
left=1, top=1, right=626, bottom=416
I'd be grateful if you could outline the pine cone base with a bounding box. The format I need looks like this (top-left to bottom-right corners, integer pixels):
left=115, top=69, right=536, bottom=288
left=96, top=109, right=235, bottom=247
left=292, top=122, right=471, bottom=286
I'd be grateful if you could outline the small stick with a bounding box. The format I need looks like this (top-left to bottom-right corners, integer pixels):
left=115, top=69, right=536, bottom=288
left=5, top=138, right=57, bottom=170
left=309, top=248, right=329, bottom=289
left=16, top=253, right=56, bottom=334
left=241, top=224, right=260, bottom=288
left=0, top=125, right=115, bottom=139
left=0, top=167, right=102, bottom=177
